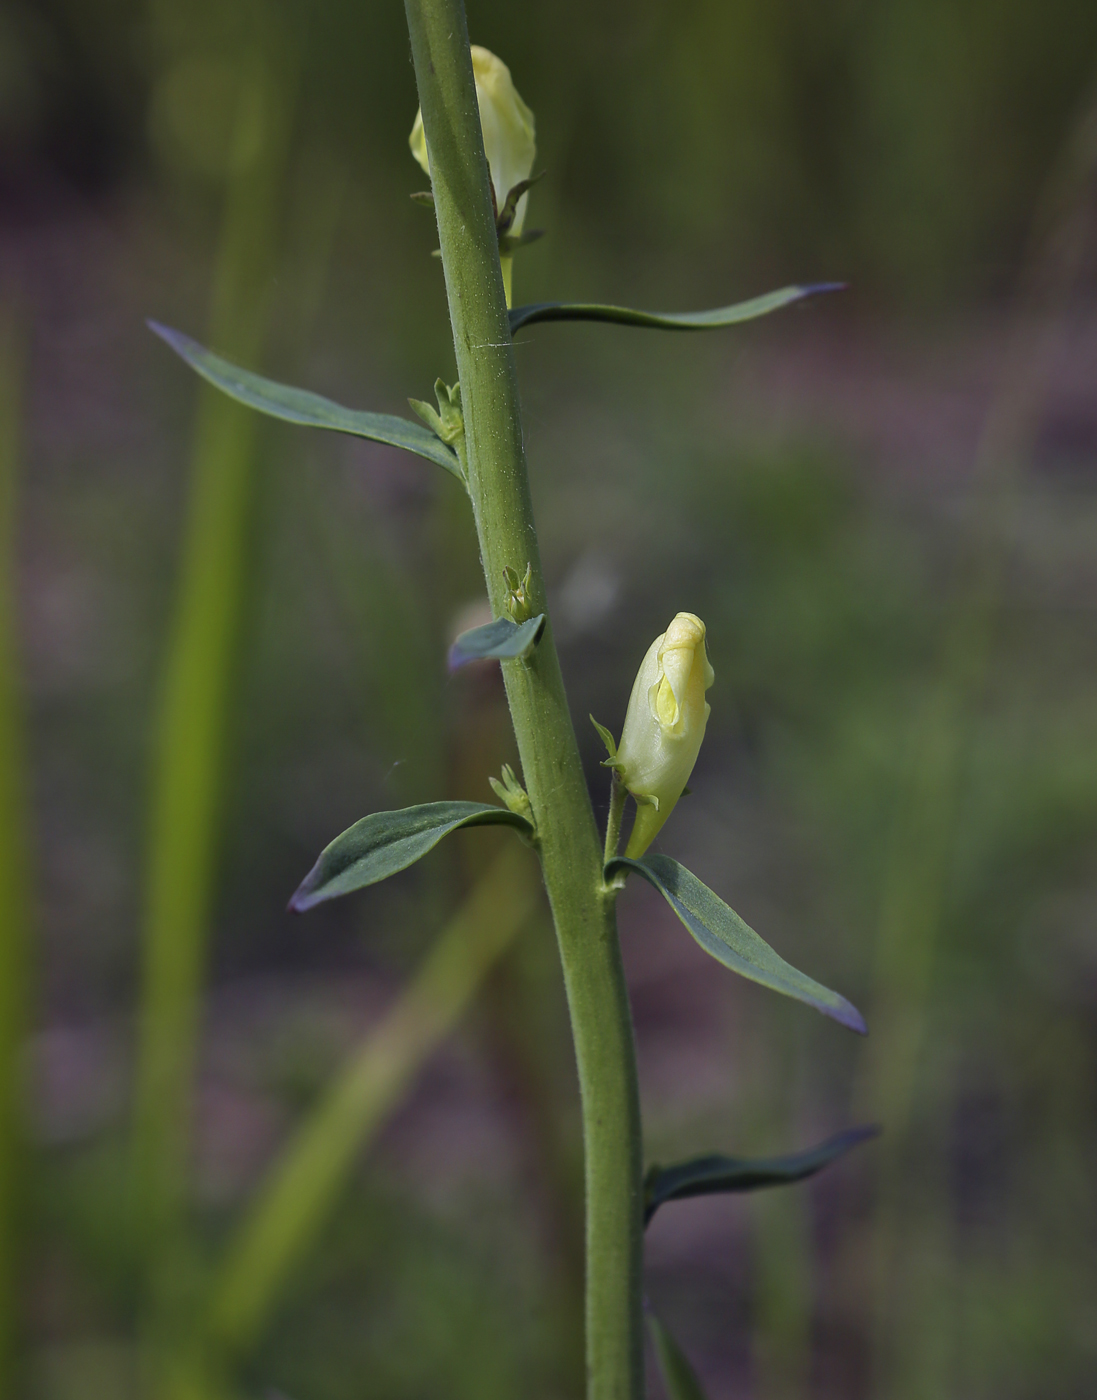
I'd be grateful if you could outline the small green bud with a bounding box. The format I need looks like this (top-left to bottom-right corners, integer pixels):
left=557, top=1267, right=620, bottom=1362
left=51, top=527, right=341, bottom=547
left=504, top=562, right=534, bottom=623
left=489, top=763, right=535, bottom=835
left=408, top=379, right=464, bottom=446
left=616, top=612, right=714, bottom=858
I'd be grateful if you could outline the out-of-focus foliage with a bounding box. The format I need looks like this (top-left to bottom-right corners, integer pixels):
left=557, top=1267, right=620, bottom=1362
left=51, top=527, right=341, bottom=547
left=4, top=0, right=1097, bottom=299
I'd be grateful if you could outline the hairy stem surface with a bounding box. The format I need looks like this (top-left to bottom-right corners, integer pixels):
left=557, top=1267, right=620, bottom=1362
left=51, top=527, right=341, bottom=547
left=403, top=5, right=644, bottom=1395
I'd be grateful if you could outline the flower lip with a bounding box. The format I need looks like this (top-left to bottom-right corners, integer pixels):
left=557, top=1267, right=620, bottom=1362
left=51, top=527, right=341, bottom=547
left=650, top=612, right=710, bottom=733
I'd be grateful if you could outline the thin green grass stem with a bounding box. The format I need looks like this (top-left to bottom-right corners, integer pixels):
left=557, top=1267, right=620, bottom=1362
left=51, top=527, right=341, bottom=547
left=130, top=50, right=293, bottom=1304
left=403, top=5, right=645, bottom=1395
left=206, top=843, right=540, bottom=1361
left=0, top=312, right=30, bottom=1394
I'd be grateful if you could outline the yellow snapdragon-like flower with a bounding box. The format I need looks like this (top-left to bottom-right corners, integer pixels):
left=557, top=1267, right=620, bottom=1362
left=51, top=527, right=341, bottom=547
left=616, top=612, right=714, bottom=858
left=409, top=46, right=535, bottom=304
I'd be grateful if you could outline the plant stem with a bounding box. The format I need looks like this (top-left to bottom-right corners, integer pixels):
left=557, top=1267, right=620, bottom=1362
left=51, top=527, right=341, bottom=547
left=403, top=5, right=644, bottom=1396
left=604, top=772, right=627, bottom=868
left=0, top=311, right=30, bottom=1396
left=131, top=47, right=292, bottom=1319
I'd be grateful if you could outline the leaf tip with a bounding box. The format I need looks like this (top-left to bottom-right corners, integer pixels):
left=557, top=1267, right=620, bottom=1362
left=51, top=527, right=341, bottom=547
left=287, top=863, right=323, bottom=914
left=146, top=319, right=198, bottom=359
left=828, top=996, right=867, bottom=1035
left=799, top=281, right=848, bottom=299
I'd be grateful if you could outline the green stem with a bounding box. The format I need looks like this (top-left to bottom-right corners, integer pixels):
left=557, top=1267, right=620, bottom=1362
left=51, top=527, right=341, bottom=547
left=0, top=312, right=30, bottom=1395
left=403, top=5, right=644, bottom=1397
left=206, top=844, right=539, bottom=1361
left=131, top=47, right=292, bottom=1317
left=604, top=772, right=627, bottom=869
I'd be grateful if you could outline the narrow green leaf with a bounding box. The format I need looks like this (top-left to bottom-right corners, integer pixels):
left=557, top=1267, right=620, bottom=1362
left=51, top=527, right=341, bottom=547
left=291, top=801, right=532, bottom=911
left=607, top=854, right=866, bottom=1033
left=448, top=613, right=545, bottom=669
left=148, top=321, right=465, bottom=481
left=648, top=1316, right=709, bottom=1400
left=508, top=282, right=843, bottom=334
left=643, top=1124, right=880, bottom=1225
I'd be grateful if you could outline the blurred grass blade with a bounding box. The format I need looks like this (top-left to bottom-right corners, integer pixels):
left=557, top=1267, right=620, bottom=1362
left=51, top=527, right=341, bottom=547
left=643, top=1125, right=880, bottom=1224
left=508, top=283, right=842, bottom=333
left=148, top=321, right=465, bottom=482
left=0, top=312, right=30, bottom=1391
left=647, top=1316, right=709, bottom=1400
left=209, top=845, right=540, bottom=1358
left=607, top=854, right=866, bottom=1033
left=290, top=800, right=533, bottom=911
left=448, top=613, right=545, bottom=669
left=132, top=49, right=294, bottom=1277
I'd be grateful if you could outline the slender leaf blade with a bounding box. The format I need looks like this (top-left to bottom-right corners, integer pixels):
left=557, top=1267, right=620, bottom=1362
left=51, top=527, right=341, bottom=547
left=607, top=853, right=866, bottom=1033
left=448, top=613, right=545, bottom=669
left=291, top=801, right=532, bottom=911
left=148, top=321, right=465, bottom=481
left=509, top=283, right=843, bottom=334
left=644, top=1124, right=880, bottom=1224
left=648, top=1316, right=709, bottom=1400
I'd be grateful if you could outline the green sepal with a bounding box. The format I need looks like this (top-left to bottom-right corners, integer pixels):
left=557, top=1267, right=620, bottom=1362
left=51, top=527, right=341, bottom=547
left=148, top=322, right=465, bottom=482
left=496, top=171, right=545, bottom=235
left=606, top=853, right=866, bottom=1033
left=643, top=1124, right=880, bottom=1225
left=647, top=1316, right=708, bottom=1400
left=289, top=801, right=533, bottom=912
left=589, top=714, right=618, bottom=762
left=448, top=613, right=546, bottom=669
left=498, top=228, right=545, bottom=256
left=407, top=397, right=446, bottom=438
left=508, top=282, right=844, bottom=334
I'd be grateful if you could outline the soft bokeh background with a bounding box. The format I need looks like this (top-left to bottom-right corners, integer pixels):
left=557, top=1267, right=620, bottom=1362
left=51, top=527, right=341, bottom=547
left=3, top=0, right=1097, bottom=1397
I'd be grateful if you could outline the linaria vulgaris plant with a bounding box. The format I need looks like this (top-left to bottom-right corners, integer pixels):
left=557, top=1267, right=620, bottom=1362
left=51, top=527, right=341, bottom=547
left=151, top=5, right=875, bottom=1395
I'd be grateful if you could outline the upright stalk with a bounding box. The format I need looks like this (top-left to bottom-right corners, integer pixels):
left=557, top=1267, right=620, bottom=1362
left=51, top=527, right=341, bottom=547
left=403, top=5, right=644, bottom=1396
left=0, top=312, right=30, bottom=1396
left=131, top=47, right=292, bottom=1335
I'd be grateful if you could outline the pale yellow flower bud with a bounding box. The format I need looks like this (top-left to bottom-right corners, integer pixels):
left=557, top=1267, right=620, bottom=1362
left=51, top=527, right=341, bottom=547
left=409, top=46, right=535, bottom=305
left=616, top=613, right=714, bottom=859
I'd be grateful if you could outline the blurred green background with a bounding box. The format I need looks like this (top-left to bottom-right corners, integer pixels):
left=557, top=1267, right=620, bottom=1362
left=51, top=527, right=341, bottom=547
left=2, top=0, right=1097, bottom=1397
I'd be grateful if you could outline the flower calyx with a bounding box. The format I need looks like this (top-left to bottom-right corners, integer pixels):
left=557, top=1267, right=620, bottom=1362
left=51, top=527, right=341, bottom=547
left=495, top=171, right=545, bottom=257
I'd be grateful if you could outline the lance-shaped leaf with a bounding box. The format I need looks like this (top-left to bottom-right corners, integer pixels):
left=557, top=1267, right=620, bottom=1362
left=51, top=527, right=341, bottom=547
left=647, top=1316, right=709, bottom=1400
left=448, top=613, right=545, bottom=669
left=508, top=282, right=843, bottom=334
left=291, top=802, right=532, bottom=912
left=606, top=854, right=866, bottom=1033
left=644, top=1124, right=880, bottom=1225
left=148, top=322, right=464, bottom=482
